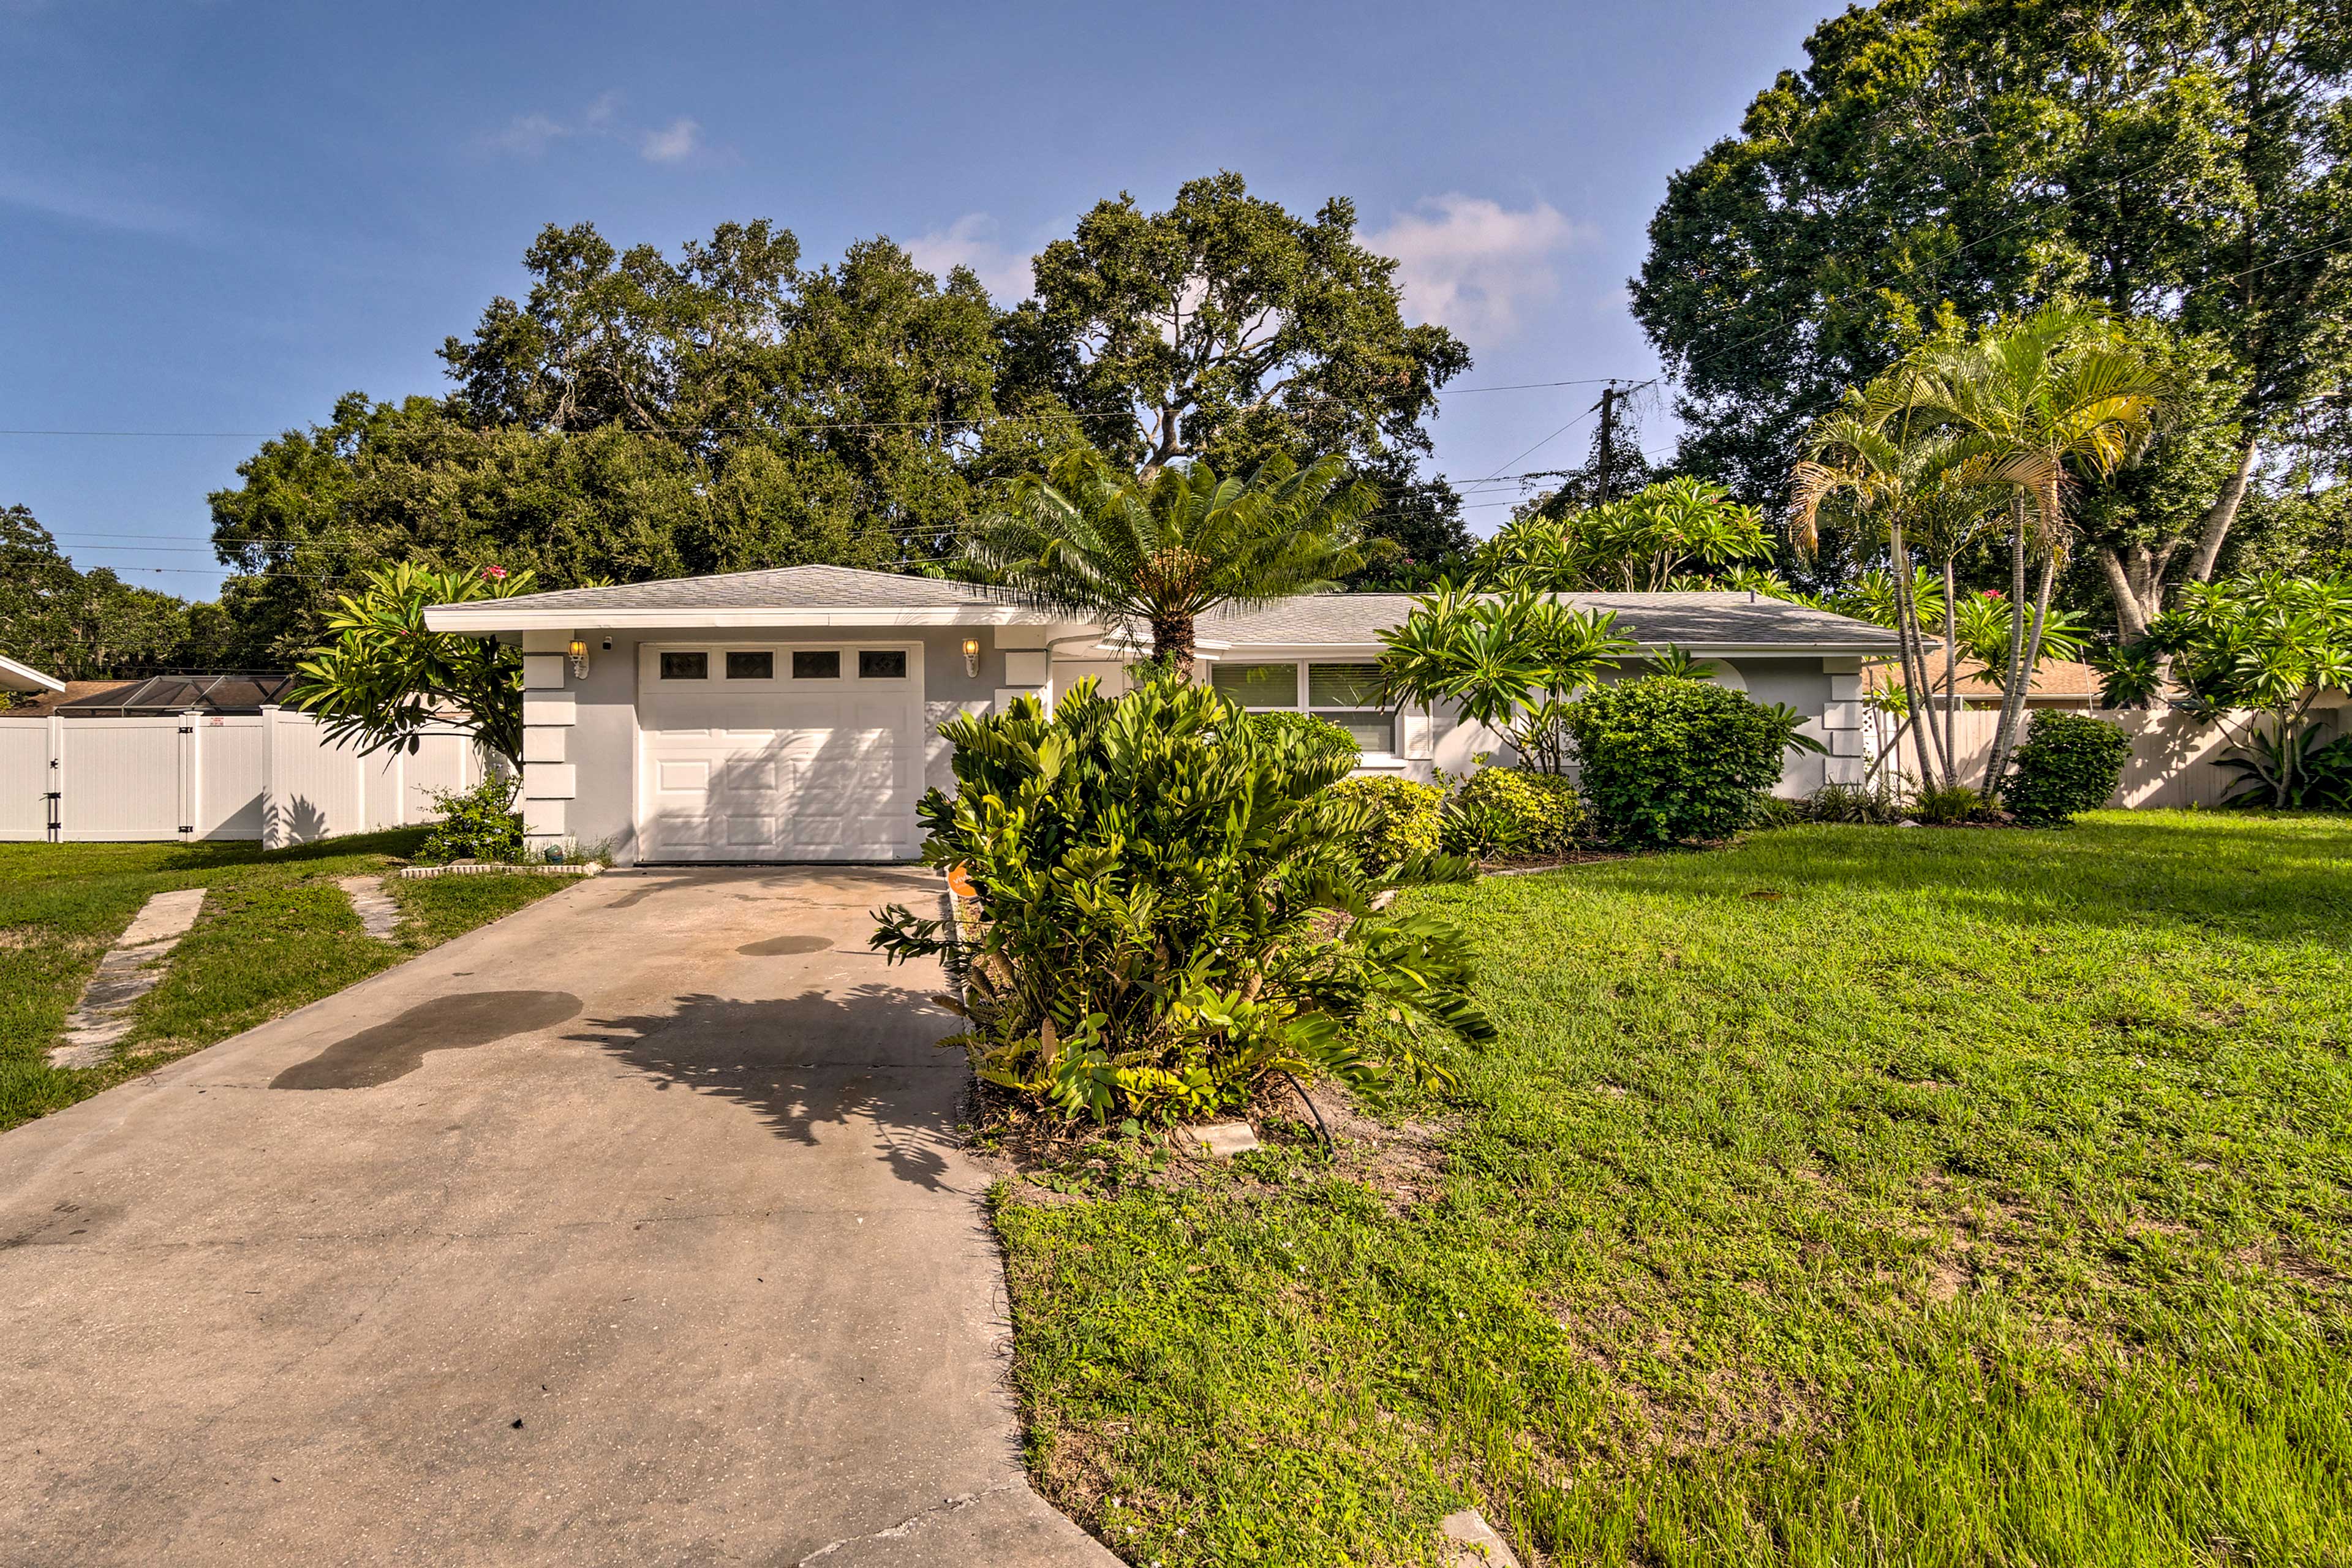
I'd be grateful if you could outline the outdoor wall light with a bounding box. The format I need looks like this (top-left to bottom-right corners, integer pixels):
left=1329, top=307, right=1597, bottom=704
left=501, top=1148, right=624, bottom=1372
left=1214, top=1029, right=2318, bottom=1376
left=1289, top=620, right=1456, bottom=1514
left=568, top=638, right=592, bottom=679
left=962, top=636, right=981, bottom=677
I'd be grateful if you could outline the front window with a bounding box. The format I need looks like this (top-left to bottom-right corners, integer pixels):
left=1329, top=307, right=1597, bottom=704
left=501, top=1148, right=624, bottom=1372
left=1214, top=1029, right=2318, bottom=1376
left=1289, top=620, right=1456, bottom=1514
left=1210, top=662, right=1299, bottom=708
left=1208, top=659, right=1396, bottom=753
left=1308, top=663, right=1393, bottom=752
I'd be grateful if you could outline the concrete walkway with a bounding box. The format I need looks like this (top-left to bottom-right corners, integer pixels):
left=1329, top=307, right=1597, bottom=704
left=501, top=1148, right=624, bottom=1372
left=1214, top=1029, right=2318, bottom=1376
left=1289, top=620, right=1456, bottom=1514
left=0, top=868, right=1118, bottom=1568
left=49, top=888, right=208, bottom=1068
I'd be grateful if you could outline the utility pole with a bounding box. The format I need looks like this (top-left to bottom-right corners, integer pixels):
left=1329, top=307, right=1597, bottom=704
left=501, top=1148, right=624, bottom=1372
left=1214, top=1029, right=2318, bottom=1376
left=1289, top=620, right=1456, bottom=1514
left=1593, top=381, right=1620, bottom=503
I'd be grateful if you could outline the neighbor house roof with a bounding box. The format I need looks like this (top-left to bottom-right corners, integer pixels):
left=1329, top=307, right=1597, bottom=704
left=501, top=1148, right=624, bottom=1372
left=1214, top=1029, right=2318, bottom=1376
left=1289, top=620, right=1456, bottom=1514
left=0, top=653, right=65, bottom=695
left=425, top=564, right=1027, bottom=631
left=1863, top=654, right=2103, bottom=704
left=424, top=565, right=1906, bottom=654
left=2, top=673, right=301, bottom=717
left=1196, top=590, right=1904, bottom=657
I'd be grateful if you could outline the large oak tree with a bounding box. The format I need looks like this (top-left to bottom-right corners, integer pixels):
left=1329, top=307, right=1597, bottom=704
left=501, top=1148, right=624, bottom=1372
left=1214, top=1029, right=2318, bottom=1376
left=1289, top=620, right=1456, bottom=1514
left=1633, top=0, right=2352, bottom=628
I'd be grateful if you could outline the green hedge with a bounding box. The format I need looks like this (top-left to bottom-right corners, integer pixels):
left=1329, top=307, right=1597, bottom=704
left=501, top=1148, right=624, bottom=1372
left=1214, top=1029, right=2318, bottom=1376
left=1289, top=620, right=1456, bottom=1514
left=2004, top=711, right=2132, bottom=824
left=1325, top=775, right=1444, bottom=863
left=1561, top=676, right=1808, bottom=845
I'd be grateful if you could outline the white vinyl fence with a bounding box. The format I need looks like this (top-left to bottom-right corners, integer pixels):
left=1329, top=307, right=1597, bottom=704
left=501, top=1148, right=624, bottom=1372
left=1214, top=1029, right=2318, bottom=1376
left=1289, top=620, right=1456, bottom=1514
left=0, top=707, right=485, bottom=848
left=1875, top=704, right=2348, bottom=809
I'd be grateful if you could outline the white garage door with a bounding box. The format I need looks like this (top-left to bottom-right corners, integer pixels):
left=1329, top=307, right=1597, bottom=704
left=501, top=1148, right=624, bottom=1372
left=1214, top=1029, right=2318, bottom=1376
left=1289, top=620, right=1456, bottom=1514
left=638, top=644, right=925, bottom=862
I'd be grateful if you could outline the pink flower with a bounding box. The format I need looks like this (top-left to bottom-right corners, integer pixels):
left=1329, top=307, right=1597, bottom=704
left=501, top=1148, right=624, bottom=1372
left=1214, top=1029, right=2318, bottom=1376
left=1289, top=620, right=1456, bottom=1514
left=1984, top=588, right=2003, bottom=600
left=481, top=564, right=508, bottom=580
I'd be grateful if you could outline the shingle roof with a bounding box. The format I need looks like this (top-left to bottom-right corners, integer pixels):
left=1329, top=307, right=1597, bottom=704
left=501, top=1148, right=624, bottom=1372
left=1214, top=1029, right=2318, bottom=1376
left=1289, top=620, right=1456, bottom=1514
left=426, top=564, right=1902, bottom=653
left=1202, top=591, right=1904, bottom=653
left=462, top=564, right=1000, bottom=614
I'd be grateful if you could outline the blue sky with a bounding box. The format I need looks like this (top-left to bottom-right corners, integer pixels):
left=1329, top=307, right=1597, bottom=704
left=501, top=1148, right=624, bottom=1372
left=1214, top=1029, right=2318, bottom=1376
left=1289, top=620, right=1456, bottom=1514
left=1, top=0, right=1835, bottom=600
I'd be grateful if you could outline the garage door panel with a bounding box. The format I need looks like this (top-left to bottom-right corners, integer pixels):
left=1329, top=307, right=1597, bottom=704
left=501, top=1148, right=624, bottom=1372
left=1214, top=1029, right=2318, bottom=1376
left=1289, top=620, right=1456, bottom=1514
left=639, top=656, right=921, bottom=862
left=655, top=760, right=710, bottom=793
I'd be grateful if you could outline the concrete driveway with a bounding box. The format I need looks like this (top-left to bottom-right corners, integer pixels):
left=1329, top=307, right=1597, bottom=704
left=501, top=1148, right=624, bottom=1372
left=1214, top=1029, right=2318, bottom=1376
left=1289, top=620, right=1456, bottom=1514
left=0, top=868, right=1119, bottom=1568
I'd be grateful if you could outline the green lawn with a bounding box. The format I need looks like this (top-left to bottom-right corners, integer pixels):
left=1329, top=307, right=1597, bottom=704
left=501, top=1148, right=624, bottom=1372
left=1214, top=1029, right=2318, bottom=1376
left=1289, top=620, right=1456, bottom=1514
left=994, top=812, right=2352, bottom=1567
left=1, top=831, right=570, bottom=1133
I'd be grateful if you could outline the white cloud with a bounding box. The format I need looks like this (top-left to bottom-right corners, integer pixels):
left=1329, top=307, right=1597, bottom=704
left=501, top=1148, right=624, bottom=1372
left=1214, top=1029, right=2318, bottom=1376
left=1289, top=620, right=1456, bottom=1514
left=485, top=111, right=570, bottom=157
left=639, top=118, right=700, bottom=164
left=1365, top=195, right=1592, bottom=339
left=479, top=94, right=704, bottom=167
left=0, top=170, right=199, bottom=235
left=903, top=213, right=1035, bottom=301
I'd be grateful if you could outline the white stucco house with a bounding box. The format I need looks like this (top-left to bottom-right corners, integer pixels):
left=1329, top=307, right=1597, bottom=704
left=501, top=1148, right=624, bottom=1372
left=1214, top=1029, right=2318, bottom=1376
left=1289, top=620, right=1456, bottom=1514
left=423, top=564, right=1903, bottom=864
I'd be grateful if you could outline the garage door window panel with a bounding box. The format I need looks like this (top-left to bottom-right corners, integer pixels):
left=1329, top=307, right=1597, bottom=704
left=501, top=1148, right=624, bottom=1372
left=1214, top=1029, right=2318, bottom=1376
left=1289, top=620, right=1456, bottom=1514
left=793, top=650, right=842, bottom=680
left=725, top=650, right=774, bottom=680
left=660, top=652, right=709, bottom=680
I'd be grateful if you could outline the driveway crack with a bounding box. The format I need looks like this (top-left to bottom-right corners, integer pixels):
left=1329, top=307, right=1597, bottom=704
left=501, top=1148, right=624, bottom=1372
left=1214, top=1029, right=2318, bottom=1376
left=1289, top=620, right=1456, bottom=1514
left=795, top=1479, right=1025, bottom=1564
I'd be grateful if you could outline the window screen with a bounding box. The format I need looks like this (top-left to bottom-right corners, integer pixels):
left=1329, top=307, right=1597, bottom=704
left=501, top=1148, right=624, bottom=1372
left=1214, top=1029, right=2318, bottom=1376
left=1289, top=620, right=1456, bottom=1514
left=1208, top=662, right=1298, bottom=708
left=858, top=649, right=907, bottom=679
left=792, top=649, right=842, bottom=679
left=659, top=651, right=708, bottom=680
left=1307, top=663, right=1385, bottom=707
left=725, top=650, right=773, bottom=679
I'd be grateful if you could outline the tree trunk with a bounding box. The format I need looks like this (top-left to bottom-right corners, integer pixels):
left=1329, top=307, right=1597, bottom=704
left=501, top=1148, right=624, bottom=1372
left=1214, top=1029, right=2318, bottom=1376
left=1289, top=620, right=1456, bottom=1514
left=1978, top=500, right=2031, bottom=801
left=1887, top=527, right=1948, bottom=791
left=2187, top=431, right=2260, bottom=584
left=1985, top=554, right=2056, bottom=802
left=1152, top=616, right=1196, bottom=682
left=2098, top=546, right=2152, bottom=642
left=1940, top=555, right=1963, bottom=791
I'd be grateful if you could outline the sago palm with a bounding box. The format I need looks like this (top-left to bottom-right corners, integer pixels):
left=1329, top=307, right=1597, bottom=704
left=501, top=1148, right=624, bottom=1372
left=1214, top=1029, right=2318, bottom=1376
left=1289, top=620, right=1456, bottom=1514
left=968, top=447, right=1374, bottom=678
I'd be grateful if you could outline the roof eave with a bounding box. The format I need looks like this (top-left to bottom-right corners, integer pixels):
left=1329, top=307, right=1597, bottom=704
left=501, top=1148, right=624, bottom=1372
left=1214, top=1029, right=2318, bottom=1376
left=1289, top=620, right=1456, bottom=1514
left=0, top=653, right=65, bottom=694
left=423, top=604, right=1049, bottom=632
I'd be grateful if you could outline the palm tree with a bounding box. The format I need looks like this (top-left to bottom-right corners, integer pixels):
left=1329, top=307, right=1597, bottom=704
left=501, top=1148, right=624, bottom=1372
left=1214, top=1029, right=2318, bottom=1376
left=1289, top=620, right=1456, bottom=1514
left=1790, top=378, right=2000, bottom=793
left=968, top=447, right=1374, bottom=678
left=1910, top=306, right=2171, bottom=796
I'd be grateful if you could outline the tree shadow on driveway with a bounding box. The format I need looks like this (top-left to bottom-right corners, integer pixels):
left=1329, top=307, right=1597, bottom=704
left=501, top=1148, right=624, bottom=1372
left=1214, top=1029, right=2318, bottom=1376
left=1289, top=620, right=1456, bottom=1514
left=565, top=984, right=962, bottom=1193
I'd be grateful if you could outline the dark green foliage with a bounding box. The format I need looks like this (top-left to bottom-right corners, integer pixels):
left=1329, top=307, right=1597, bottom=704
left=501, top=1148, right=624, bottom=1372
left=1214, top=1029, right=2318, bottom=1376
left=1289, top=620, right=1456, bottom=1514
left=1912, top=783, right=1985, bottom=826
left=1450, top=767, right=1585, bottom=855
left=0, top=504, right=232, bottom=679
left=869, top=675, right=1490, bottom=1122
left=1324, top=776, right=1443, bottom=864
left=2003, top=712, right=2135, bottom=824
left=1245, top=710, right=1360, bottom=764
left=414, top=775, right=524, bottom=865
left=2219, top=728, right=2352, bottom=812
left=1561, top=677, right=1817, bottom=846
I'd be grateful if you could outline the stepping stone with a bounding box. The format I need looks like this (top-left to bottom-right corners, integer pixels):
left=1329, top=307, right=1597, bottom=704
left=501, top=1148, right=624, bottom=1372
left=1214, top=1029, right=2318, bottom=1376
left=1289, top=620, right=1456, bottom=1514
left=50, top=888, right=207, bottom=1069
left=338, top=875, right=403, bottom=941
left=1182, top=1121, right=1260, bottom=1158
left=1441, top=1509, right=1521, bottom=1567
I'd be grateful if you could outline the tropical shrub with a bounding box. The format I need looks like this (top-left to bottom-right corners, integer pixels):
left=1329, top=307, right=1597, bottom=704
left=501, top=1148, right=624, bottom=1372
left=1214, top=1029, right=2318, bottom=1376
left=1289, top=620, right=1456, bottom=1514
left=1450, top=766, right=1585, bottom=854
left=1248, top=709, right=1360, bottom=764
left=414, top=773, right=524, bottom=864
left=2003, top=711, right=2133, bottom=824
left=1560, top=676, right=1822, bottom=845
left=1778, top=780, right=1910, bottom=827
left=2145, top=573, right=2352, bottom=805
left=869, top=676, right=1493, bottom=1123
left=292, top=562, right=540, bottom=767
left=2219, top=726, right=2352, bottom=810
left=1324, top=775, right=1443, bottom=864
left=1910, top=782, right=1983, bottom=825
left=1377, top=586, right=1631, bottom=774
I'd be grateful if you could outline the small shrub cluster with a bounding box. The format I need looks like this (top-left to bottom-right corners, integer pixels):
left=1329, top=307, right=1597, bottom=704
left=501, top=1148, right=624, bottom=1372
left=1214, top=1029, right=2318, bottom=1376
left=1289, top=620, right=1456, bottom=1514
left=415, top=774, right=524, bottom=864
left=1910, top=782, right=1985, bottom=826
left=1444, top=767, right=1585, bottom=857
left=1324, top=775, right=1443, bottom=864
left=1247, top=709, right=1360, bottom=764
left=1561, top=676, right=1819, bottom=845
left=2004, top=711, right=2134, bottom=824
left=872, top=675, right=1492, bottom=1125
